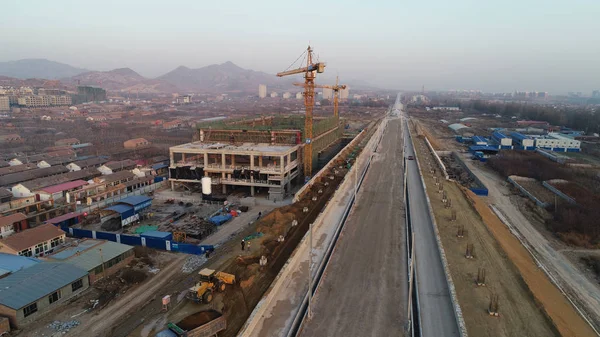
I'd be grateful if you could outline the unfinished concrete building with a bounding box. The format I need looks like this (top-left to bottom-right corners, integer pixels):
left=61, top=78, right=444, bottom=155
left=169, top=116, right=344, bottom=199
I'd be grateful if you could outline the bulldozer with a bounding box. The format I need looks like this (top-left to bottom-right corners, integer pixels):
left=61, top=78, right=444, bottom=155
left=186, top=268, right=236, bottom=303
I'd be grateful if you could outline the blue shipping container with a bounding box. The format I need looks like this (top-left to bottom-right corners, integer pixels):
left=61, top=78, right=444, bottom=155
left=210, top=214, right=233, bottom=226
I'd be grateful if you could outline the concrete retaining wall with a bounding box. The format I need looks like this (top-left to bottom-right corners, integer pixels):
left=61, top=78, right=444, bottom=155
left=424, top=137, right=449, bottom=180
left=507, top=176, right=551, bottom=208
left=542, top=180, right=576, bottom=204
left=239, top=117, right=384, bottom=337
left=294, top=127, right=368, bottom=202
left=407, top=121, right=468, bottom=337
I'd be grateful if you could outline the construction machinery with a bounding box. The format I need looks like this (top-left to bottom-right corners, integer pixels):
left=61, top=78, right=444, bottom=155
left=186, top=268, right=236, bottom=304
left=277, top=45, right=326, bottom=177
left=294, top=76, right=347, bottom=118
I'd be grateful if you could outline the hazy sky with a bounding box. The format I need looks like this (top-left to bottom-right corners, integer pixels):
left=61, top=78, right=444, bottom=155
left=1, top=0, right=599, bottom=94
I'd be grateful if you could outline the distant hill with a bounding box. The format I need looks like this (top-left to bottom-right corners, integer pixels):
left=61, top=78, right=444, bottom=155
left=0, top=75, right=67, bottom=89
left=157, top=61, right=288, bottom=93
left=64, top=68, right=180, bottom=93
left=0, top=59, right=89, bottom=79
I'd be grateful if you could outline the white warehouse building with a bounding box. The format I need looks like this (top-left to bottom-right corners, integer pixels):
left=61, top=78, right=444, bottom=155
left=533, top=133, right=581, bottom=152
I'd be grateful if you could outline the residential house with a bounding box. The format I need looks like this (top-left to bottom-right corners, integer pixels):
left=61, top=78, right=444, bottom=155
left=54, top=138, right=80, bottom=147
left=0, top=213, right=27, bottom=239
left=47, top=239, right=134, bottom=284
left=93, top=171, right=135, bottom=188
left=0, top=135, right=23, bottom=144
left=123, top=138, right=150, bottom=149
left=0, top=224, right=65, bottom=257
left=0, top=163, right=38, bottom=177
left=37, top=180, right=88, bottom=201
left=97, top=159, right=137, bottom=175
left=0, top=262, right=89, bottom=328
left=163, top=120, right=183, bottom=130
left=66, top=157, right=108, bottom=172
left=0, top=189, right=11, bottom=204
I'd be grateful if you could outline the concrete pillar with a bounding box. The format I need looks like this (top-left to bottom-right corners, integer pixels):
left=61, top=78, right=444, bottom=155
left=280, top=156, right=285, bottom=172
left=203, top=153, right=208, bottom=168
left=221, top=153, right=226, bottom=168
left=250, top=155, right=254, bottom=170
left=251, top=186, right=255, bottom=196
left=258, top=156, right=263, bottom=168
left=231, top=154, right=236, bottom=168
left=287, top=153, right=291, bottom=166
left=182, top=153, right=186, bottom=163
left=222, top=184, right=227, bottom=194
left=169, top=151, right=174, bottom=165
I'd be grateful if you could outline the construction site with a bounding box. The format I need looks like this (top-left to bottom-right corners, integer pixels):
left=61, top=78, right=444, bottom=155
left=409, top=116, right=599, bottom=337
left=168, top=114, right=345, bottom=200
left=168, top=46, right=355, bottom=204
left=8, top=45, right=387, bottom=337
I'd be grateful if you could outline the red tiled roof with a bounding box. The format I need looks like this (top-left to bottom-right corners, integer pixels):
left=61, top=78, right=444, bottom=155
left=0, top=213, right=26, bottom=227
left=39, top=180, right=88, bottom=194
left=0, top=223, right=65, bottom=252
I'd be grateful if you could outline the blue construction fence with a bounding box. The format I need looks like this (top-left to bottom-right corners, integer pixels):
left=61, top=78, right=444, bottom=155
left=57, top=224, right=214, bottom=255
left=451, top=152, right=489, bottom=196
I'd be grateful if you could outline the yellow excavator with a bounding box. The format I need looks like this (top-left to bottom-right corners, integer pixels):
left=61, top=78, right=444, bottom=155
left=187, top=268, right=236, bottom=303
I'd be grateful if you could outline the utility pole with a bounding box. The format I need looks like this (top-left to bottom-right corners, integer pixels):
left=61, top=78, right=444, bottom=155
left=308, top=221, right=313, bottom=319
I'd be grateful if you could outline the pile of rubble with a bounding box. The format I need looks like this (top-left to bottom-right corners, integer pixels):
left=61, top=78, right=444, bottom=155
left=182, top=255, right=207, bottom=274
left=159, top=216, right=216, bottom=240
left=48, top=320, right=80, bottom=332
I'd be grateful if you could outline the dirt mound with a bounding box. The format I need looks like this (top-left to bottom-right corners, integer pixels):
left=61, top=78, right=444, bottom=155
left=256, top=208, right=297, bottom=238
left=177, top=310, right=222, bottom=330
left=120, top=269, right=147, bottom=284
left=240, top=275, right=256, bottom=289
left=101, top=218, right=121, bottom=231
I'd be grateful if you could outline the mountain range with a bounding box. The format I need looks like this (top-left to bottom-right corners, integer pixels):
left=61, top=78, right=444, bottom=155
left=0, top=59, right=376, bottom=93
left=0, top=59, right=90, bottom=80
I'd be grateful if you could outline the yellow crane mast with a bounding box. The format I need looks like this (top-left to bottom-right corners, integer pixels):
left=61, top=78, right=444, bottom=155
left=294, top=76, right=347, bottom=118
left=277, top=45, right=325, bottom=178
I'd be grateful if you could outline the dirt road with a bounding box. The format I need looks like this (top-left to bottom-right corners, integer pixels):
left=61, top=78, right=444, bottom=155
left=71, top=254, right=187, bottom=337
left=462, top=157, right=600, bottom=332
left=299, top=118, right=409, bottom=337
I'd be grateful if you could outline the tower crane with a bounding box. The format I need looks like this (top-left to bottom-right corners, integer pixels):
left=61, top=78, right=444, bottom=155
left=277, top=45, right=325, bottom=178
left=294, top=76, right=347, bottom=118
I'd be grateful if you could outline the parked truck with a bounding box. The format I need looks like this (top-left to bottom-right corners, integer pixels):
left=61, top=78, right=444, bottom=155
left=156, top=310, right=226, bottom=337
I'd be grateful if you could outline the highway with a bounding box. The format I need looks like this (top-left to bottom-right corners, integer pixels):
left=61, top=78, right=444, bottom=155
left=299, top=115, right=409, bottom=337
left=404, top=118, right=460, bottom=336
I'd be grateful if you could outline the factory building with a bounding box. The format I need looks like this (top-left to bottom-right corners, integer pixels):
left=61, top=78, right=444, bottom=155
left=491, top=131, right=513, bottom=147
left=472, top=136, right=488, bottom=146
left=510, top=132, right=535, bottom=149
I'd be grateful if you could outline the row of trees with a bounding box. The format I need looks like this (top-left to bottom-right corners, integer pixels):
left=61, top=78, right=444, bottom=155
left=460, top=100, right=600, bottom=134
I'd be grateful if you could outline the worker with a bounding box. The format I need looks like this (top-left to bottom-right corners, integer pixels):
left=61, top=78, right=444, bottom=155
left=257, top=211, right=262, bottom=220
left=246, top=240, right=251, bottom=250
left=241, top=239, right=245, bottom=251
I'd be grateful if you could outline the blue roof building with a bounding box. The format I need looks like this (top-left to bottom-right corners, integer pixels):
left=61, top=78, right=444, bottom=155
left=0, top=253, right=40, bottom=278
left=0, top=262, right=89, bottom=327
left=104, top=195, right=153, bottom=227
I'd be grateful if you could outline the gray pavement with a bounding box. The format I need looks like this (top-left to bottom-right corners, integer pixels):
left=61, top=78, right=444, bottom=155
left=299, top=117, right=409, bottom=337
left=404, top=120, right=460, bottom=337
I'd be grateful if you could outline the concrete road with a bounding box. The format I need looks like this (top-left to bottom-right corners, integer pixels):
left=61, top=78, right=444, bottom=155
left=299, top=116, right=409, bottom=337
left=404, top=120, right=460, bottom=337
